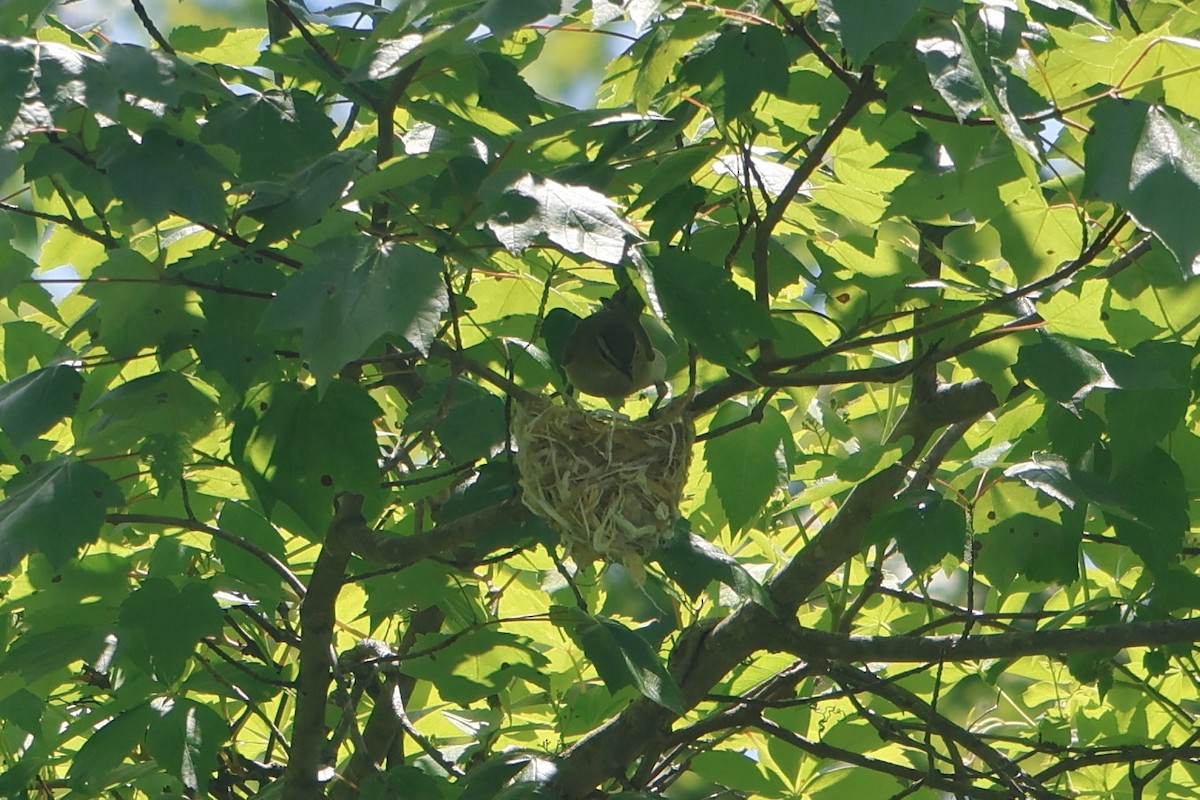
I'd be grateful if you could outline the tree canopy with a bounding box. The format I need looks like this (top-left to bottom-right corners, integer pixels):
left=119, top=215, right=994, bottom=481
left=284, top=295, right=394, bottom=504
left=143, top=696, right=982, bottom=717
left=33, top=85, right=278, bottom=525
left=3, top=0, right=1200, bottom=798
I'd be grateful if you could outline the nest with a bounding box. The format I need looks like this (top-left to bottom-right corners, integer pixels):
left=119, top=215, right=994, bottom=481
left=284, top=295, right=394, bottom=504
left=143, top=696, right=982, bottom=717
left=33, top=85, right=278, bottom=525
left=512, top=397, right=694, bottom=572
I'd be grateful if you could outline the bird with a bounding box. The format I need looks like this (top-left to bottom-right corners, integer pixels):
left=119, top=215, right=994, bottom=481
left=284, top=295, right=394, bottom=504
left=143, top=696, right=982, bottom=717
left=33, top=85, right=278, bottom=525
left=559, top=289, right=666, bottom=400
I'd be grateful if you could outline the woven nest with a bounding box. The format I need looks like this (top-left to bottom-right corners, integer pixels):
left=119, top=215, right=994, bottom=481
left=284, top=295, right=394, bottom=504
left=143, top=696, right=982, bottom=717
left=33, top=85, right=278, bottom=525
left=512, top=397, right=694, bottom=572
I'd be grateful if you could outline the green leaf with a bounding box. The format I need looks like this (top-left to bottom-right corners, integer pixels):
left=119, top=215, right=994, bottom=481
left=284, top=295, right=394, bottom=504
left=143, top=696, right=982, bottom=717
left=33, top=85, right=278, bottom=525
left=119, top=578, right=224, bottom=684
left=715, top=25, right=789, bottom=119
left=1084, top=100, right=1200, bottom=272
left=68, top=703, right=159, bottom=791
left=478, top=51, right=544, bottom=124
left=28, top=41, right=114, bottom=121
left=352, top=33, right=426, bottom=82
left=477, top=0, right=559, bottom=39
left=200, top=89, right=336, bottom=182
left=704, top=403, right=788, bottom=533
left=817, top=0, right=933, bottom=64
left=0, top=459, right=122, bottom=573
left=0, top=39, right=36, bottom=137
left=212, top=501, right=290, bottom=603
left=1045, top=405, right=1103, bottom=465
left=169, top=25, right=271, bottom=66
left=975, top=509, right=1081, bottom=589
left=0, top=690, right=43, bottom=735
left=1102, top=447, right=1188, bottom=569
left=186, top=252, right=286, bottom=395
left=99, top=128, right=230, bottom=226
left=230, top=380, right=383, bottom=534
left=362, top=765, right=453, bottom=800
left=1101, top=340, right=1193, bottom=390
left=1004, top=455, right=1086, bottom=508
left=867, top=491, right=967, bottom=574
left=487, top=174, right=635, bottom=264
left=1012, top=335, right=1115, bottom=404
left=84, top=371, right=218, bottom=454
left=1147, top=564, right=1200, bottom=612
left=0, top=365, right=82, bottom=446
left=139, top=433, right=191, bottom=497
left=102, top=43, right=191, bottom=106
left=457, top=755, right=531, bottom=800
left=992, top=192, right=1084, bottom=283
left=552, top=606, right=685, bottom=713
left=691, top=749, right=782, bottom=794
left=241, top=150, right=365, bottom=246
left=917, top=19, right=1040, bottom=158
left=654, top=529, right=775, bottom=610
left=650, top=250, right=775, bottom=369
left=0, top=624, right=109, bottom=683
left=630, top=21, right=703, bottom=113
left=82, top=249, right=199, bottom=359
left=144, top=697, right=227, bottom=791
left=1063, top=608, right=1120, bottom=694
left=404, top=377, right=507, bottom=462
left=1105, top=386, right=1189, bottom=470
left=259, top=237, right=448, bottom=386
left=646, top=182, right=705, bottom=242
left=1027, top=0, right=1109, bottom=28
left=402, top=629, right=547, bottom=705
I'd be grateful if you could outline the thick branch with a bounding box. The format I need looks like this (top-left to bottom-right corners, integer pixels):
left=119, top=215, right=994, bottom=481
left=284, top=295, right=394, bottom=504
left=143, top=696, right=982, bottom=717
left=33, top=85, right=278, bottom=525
left=781, top=617, right=1200, bottom=664
left=283, top=495, right=362, bottom=800
left=339, top=496, right=526, bottom=566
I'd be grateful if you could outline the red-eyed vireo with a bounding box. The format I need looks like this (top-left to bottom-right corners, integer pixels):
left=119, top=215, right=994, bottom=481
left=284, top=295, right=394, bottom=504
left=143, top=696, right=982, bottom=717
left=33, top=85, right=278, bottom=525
left=560, top=290, right=667, bottom=399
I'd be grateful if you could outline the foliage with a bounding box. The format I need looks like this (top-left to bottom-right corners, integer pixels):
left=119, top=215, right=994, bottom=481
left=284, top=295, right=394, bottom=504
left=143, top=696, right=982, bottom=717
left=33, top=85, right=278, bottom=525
left=2, top=0, right=1200, bottom=798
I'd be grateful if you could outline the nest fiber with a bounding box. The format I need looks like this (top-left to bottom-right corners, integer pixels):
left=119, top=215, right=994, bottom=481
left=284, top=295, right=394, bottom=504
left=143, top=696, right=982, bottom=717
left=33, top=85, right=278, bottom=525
left=513, top=398, right=694, bottom=568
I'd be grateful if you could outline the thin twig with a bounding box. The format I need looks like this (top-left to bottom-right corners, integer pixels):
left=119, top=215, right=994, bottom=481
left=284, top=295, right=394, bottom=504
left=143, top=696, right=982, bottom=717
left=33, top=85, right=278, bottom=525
left=108, top=513, right=306, bottom=597
left=0, top=200, right=118, bottom=248
left=130, top=0, right=175, bottom=54
left=268, top=0, right=346, bottom=80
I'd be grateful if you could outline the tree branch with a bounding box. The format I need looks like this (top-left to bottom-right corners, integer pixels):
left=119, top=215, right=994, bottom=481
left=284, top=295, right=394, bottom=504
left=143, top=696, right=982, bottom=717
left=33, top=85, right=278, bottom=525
left=781, top=616, right=1200, bottom=664
left=757, top=315, right=1042, bottom=389
left=0, top=200, right=118, bottom=248
left=429, top=340, right=541, bottom=403
left=752, top=716, right=1016, bottom=799
left=282, top=494, right=362, bottom=800
left=130, top=0, right=175, bottom=54
left=339, top=496, right=526, bottom=566
left=768, top=0, right=858, bottom=88
left=750, top=67, right=879, bottom=312
left=108, top=513, right=306, bottom=597
left=830, top=664, right=1063, bottom=799
left=757, top=215, right=1133, bottom=376
left=268, top=0, right=346, bottom=81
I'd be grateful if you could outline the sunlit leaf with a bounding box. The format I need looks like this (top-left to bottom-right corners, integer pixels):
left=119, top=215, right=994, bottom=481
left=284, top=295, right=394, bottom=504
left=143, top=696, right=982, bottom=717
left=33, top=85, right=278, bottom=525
left=488, top=174, right=635, bottom=264
left=704, top=403, right=789, bottom=533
